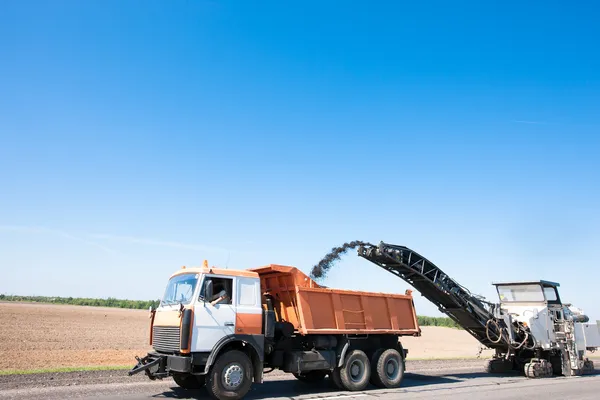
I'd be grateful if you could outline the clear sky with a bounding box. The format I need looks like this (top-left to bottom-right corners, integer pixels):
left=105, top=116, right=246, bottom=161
left=1, top=1, right=599, bottom=318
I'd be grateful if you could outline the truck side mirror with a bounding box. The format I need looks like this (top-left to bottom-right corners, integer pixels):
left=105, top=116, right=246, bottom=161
left=205, top=280, right=213, bottom=303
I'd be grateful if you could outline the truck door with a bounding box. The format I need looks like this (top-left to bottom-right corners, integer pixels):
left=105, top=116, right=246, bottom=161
left=192, top=275, right=236, bottom=352
left=235, top=277, right=263, bottom=335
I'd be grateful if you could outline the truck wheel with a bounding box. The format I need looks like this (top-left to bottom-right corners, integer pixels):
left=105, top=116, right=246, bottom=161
left=338, top=349, right=371, bottom=391
left=206, top=350, right=253, bottom=400
left=370, top=348, right=404, bottom=388
left=173, top=373, right=205, bottom=389
left=293, top=370, right=327, bottom=383
left=369, top=349, right=384, bottom=386
left=330, top=367, right=344, bottom=389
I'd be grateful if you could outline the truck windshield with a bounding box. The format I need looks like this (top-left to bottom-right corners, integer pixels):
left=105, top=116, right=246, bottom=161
left=497, top=284, right=545, bottom=302
left=161, top=273, right=199, bottom=307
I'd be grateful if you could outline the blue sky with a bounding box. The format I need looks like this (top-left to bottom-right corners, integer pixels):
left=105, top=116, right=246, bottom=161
left=1, top=1, right=599, bottom=318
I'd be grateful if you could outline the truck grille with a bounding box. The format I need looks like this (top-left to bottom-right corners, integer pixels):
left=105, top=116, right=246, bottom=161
left=152, top=326, right=181, bottom=353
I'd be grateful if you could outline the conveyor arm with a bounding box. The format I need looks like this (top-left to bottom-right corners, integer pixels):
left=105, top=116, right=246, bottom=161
left=357, top=242, right=511, bottom=350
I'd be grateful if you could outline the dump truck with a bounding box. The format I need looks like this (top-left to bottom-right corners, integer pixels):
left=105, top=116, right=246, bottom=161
left=129, top=262, right=421, bottom=400
left=357, top=241, right=598, bottom=378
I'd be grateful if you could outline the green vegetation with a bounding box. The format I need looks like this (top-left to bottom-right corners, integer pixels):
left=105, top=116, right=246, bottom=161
left=417, top=315, right=462, bottom=329
left=0, top=294, right=460, bottom=328
left=0, top=294, right=160, bottom=310
left=0, top=365, right=131, bottom=376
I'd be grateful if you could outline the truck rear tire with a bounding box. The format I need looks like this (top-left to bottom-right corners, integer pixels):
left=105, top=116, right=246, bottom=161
left=206, top=350, right=253, bottom=400
left=338, top=349, right=371, bottom=391
left=369, top=349, right=384, bottom=386
left=370, top=348, right=404, bottom=388
left=293, top=370, right=327, bottom=383
left=173, top=373, right=205, bottom=389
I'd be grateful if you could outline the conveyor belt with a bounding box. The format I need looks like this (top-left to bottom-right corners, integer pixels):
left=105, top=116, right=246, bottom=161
left=357, top=242, right=509, bottom=350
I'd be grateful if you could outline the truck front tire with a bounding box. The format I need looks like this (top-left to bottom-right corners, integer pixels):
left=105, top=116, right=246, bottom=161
left=172, top=373, right=205, bottom=389
left=338, top=349, right=371, bottom=391
left=206, top=350, right=254, bottom=400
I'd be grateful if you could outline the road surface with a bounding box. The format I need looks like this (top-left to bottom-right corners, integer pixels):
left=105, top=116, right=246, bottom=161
left=1, top=360, right=598, bottom=400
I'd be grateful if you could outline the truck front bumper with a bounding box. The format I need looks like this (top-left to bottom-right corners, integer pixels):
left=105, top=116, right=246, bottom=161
left=128, top=352, right=193, bottom=379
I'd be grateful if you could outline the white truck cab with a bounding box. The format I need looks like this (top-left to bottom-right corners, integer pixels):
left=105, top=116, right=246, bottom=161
left=134, top=264, right=265, bottom=400
left=152, top=265, right=264, bottom=352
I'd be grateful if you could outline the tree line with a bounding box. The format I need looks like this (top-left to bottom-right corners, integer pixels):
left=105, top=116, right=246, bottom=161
left=417, top=315, right=461, bottom=329
left=0, top=294, right=160, bottom=310
left=0, top=294, right=461, bottom=328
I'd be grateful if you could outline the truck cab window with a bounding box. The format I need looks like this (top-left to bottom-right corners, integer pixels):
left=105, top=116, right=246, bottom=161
left=161, top=273, right=199, bottom=306
left=201, top=277, right=233, bottom=305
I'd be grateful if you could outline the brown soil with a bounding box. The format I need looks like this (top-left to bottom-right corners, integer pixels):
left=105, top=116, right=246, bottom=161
left=0, top=302, right=152, bottom=371
left=402, top=326, right=495, bottom=359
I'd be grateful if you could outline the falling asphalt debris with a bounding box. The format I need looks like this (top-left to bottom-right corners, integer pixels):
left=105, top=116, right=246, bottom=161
left=310, top=240, right=373, bottom=280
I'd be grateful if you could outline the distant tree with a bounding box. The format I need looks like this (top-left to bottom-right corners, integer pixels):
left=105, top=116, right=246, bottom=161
left=418, top=315, right=461, bottom=329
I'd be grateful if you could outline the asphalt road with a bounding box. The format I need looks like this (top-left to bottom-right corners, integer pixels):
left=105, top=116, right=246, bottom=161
left=1, top=361, right=598, bottom=400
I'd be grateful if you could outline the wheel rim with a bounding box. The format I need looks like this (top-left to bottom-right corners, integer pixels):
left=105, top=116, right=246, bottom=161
left=221, top=363, right=244, bottom=390
left=349, top=359, right=365, bottom=382
left=385, top=358, right=400, bottom=380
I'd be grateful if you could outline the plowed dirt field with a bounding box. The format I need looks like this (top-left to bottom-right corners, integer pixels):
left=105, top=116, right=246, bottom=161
left=0, top=302, right=493, bottom=372
left=0, top=302, right=152, bottom=371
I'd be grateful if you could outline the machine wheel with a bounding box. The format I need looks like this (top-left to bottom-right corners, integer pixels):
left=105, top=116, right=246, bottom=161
left=583, top=359, right=595, bottom=375
left=524, top=359, right=552, bottom=378
left=486, top=358, right=514, bottom=374
left=173, top=373, right=205, bottom=389
left=549, top=355, right=563, bottom=376
left=293, top=370, right=328, bottom=383
left=370, top=348, right=404, bottom=388
left=206, top=350, right=253, bottom=400
left=338, top=349, right=371, bottom=391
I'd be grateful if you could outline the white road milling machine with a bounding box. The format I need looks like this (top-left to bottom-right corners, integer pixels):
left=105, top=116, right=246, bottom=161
left=489, top=280, right=597, bottom=377
left=358, top=242, right=599, bottom=377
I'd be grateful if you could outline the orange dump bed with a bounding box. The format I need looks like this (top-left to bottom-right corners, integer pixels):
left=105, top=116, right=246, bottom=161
left=249, top=264, right=421, bottom=336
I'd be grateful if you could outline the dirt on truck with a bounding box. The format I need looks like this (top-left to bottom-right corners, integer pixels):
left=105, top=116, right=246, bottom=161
left=129, top=262, right=421, bottom=400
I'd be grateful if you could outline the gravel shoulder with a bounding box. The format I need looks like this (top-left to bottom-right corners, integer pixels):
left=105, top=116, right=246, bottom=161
left=0, top=358, right=489, bottom=391
left=2, top=357, right=598, bottom=391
